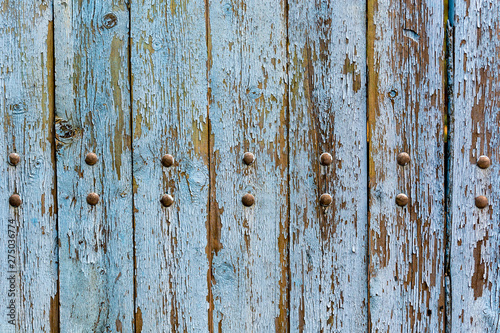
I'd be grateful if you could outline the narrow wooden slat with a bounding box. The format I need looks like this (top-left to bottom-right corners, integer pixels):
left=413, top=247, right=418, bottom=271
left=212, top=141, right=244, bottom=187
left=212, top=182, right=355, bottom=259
left=287, top=1, right=368, bottom=331
left=54, top=0, right=134, bottom=330
left=131, top=0, right=210, bottom=331
left=449, top=1, right=500, bottom=330
left=367, top=0, right=446, bottom=330
left=0, top=1, right=58, bottom=331
left=207, top=0, right=289, bottom=330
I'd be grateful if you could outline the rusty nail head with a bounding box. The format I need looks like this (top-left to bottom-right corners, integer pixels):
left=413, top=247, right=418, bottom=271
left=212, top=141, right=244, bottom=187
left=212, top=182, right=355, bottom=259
left=320, top=153, right=333, bottom=166
left=8, top=153, right=20, bottom=166
left=320, top=193, right=332, bottom=207
left=396, top=193, right=409, bottom=207
left=397, top=152, right=410, bottom=166
left=161, top=154, right=175, bottom=168
left=9, top=194, right=22, bottom=207
left=243, top=152, right=255, bottom=165
left=475, top=195, right=488, bottom=209
left=87, top=193, right=100, bottom=206
left=242, top=193, right=255, bottom=207
left=103, top=13, right=118, bottom=29
left=85, top=152, right=98, bottom=165
left=477, top=156, right=491, bottom=169
left=160, top=194, right=174, bottom=207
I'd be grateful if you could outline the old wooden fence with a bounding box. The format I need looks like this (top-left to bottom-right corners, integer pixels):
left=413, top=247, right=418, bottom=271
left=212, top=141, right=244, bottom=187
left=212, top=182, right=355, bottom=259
left=1, top=0, right=499, bottom=331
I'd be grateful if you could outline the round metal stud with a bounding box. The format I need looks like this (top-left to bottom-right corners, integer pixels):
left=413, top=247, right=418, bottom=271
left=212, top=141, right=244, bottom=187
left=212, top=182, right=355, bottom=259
left=87, top=193, right=100, bottom=206
left=395, top=193, right=409, bottom=207
left=161, top=154, right=175, bottom=168
left=160, top=194, right=174, bottom=207
left=243, top=152, right=255, bottom=165
left=477, top=155, right=491, bottom=169
left=85, top=152, right=98, bottom=165
left=242, top=193, right=255, bottom=207
left=475, top=195, right=488, bottom=209
left=397, top=152, right=410, bottom=166
left=320, top=193, right=332, bottom=207
left=320, top=153, right=333, bottom=166
left=9, top=194, right=21, bottom=207
left=8, top=153, right=20, bottom=166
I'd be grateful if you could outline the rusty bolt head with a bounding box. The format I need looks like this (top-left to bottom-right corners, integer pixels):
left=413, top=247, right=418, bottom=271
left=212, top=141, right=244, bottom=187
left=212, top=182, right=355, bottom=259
left=243, top=152, right=255, bottom=165
left=9, top=194, right=22, bottom=207
left=8, top=153, right=20, bottom=166
left=397, top=152, right=410, bottom=166
left=395, top=193, right=409, bottom=207
left=242, top=193, right=255, bottom=207
left=160, top=194, right=174, bottom=207
left=161, top=154, right=175, bottom=167
left=87, top=193, right=100, bottom=206
left=103, top=13, right=117, bottom=29
left=475, top=195, right=488, bottom=209
left=320, top=193, right=333, bottom=207
left=85, top=152, right=98, bottom=165
left=320, top=153, right=333, bottom=166
left=477, top=155, right=491, bottom=169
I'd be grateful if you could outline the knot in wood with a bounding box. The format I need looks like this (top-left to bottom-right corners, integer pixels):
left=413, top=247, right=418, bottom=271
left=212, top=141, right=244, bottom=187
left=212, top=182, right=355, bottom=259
left=103, top=13, right=118, bottom=29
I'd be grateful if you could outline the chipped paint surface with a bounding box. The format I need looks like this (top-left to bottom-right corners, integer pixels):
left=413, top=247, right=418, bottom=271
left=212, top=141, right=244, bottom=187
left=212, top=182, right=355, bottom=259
left=449, top=0, right=500, bottom=331
left=0, top=0, right=58, bottom=331
left=54, top=0, right=134, bottom=331
left=367, top=0, right=446, bottom=331
left=287, top=1, right=368, bottom=331
left=131, top=0, right=210, bottom=331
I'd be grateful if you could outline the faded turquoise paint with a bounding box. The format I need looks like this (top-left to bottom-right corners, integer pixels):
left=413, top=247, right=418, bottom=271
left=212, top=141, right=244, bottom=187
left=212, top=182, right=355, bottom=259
left=0, top=1, right=57, bottom=331
left=131, top=0, right=210, bottom=331
left=54, top=0, right=134, bottom=331
left=288, top=1, right=368, bottom=331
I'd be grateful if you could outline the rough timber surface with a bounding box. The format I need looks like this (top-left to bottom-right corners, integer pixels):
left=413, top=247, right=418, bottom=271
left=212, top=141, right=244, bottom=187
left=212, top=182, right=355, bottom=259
left=54, top=0, right=134, bottom=331
left=449, top=0, right=500, bottom=331
left=367, top=0, right=446, bottom=331
left=131, top=0, right=210, bottom=331
left=287, top=1, right=368, bottom=331
left=0, top=0, right=58, bottom=331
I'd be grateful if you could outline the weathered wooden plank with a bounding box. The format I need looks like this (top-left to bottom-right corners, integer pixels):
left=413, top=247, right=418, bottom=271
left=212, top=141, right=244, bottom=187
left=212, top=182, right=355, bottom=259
left=287, top=1, right=368, bottom=331
left=54, top=0, right=134, bottom=330
left=367, top=0, right=446, bottom=330
left=207, top=0, right=289, bottom=331
left=449, top=1, right=500, bottom=330
left=131, top=0, right=210, bottom=331
left=0, top=1, right=58, bottom=331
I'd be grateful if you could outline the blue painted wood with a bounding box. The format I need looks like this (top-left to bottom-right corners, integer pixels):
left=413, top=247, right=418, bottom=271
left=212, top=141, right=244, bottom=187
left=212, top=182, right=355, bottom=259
left=288, top=1, right=368, bottom=331
left=0, top=1, right=58, bottom=331
left=131, top=0, right=210, bottom=331
left=54, top=0, right=134, bottom=330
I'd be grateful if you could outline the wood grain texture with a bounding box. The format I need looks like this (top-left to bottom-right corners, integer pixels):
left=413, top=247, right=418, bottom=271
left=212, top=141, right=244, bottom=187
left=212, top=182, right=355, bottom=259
left=449, top=0, right=500, bottom=330
left=54, top=0, right=134, bottom=330
left=0, top=1, right=58, bottom=331
left=287, top=1, right=368, bottom=331
left=207, top=0, right=289, bottom=331
left=367, top=0, right=446, bottom=331
left=131, top=0, right=210, bottom=331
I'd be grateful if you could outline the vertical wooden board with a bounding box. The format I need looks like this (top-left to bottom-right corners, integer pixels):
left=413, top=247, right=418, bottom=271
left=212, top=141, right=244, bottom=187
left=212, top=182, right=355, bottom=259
left=207, top=0, right=288, bottom=331
left=0, top=1, right=58, bottom=331
left=131, top=0, right=210, bottom=331
left=54, top=0, right=134, bottom=330
left=449, top=1, right=500, bottom=330
left=368, top=0, right=446, bottom=331
left=287, top=1, right=368, bottom=331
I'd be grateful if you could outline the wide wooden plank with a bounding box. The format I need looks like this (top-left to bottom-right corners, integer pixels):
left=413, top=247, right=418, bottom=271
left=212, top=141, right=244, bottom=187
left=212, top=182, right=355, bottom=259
left=449, top=1, right=500, bottom=330
left=54, top=0, right=134, bottom=330
left=367, top=0, right=446, bottom=331
left=288, top=1, right=368, bottom=331
left=207, top=0, right=289, bottom=330
left=0, top=1, right=58, bottom=331
left=130, top=0, right=210, bottom=331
